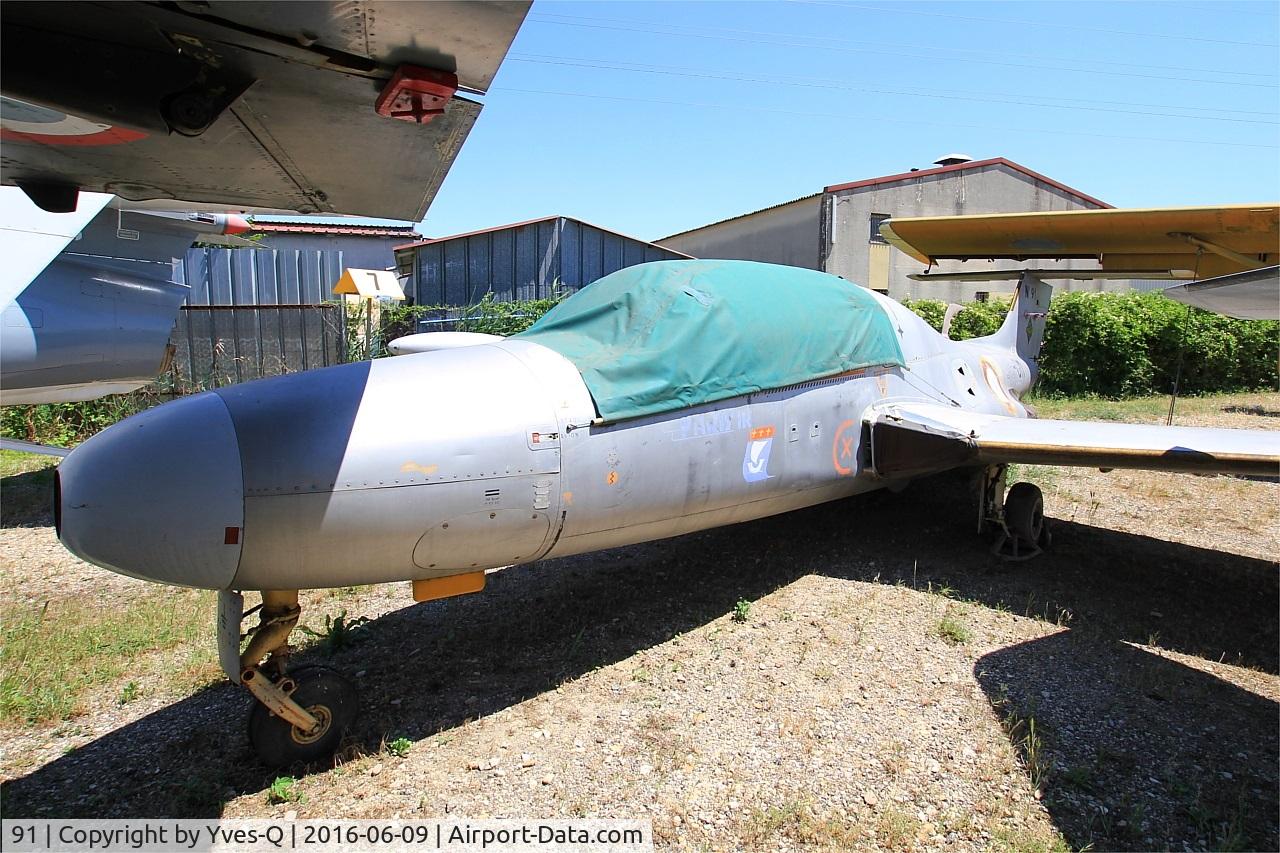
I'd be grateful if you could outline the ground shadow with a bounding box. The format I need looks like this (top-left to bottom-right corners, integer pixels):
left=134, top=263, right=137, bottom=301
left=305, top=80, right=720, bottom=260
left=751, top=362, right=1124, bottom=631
left=1, top=466, right=55, bottom=528
left=977, top=632, right=1278, bottom=851
left=3, top=472, right=1276, bottom=828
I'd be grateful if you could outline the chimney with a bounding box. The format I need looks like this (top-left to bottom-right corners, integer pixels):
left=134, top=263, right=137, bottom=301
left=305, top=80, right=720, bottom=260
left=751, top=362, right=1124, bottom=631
left=933, top=153, right=974, bottom=167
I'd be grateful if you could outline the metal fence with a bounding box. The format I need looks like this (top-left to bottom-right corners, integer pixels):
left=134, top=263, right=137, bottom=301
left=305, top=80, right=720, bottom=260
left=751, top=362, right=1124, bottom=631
left=166, top=248, right=349, bottom=388
left=170, top=304, right=347, bottom=389
left=178, top=247, right=347, bottom=305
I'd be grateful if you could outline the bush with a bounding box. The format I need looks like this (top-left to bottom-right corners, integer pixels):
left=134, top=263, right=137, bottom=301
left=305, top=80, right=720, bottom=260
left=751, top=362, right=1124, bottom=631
left=1036, top=291, right=1157, bottom=397
left=0, top=382, right=183, bottom=448
left=456, top=292, right=565, bottom=337
left=902, top=299, right=946, bottom=332
left=901, top=297, right=1010, bottom=340
left=901, top=290, right=1278, bottom=398
left=1037, top=291, right=1280, bottom=397
left=949, top=298, right=1010, bottom=341
left=374, top=292, right=564, bottom=353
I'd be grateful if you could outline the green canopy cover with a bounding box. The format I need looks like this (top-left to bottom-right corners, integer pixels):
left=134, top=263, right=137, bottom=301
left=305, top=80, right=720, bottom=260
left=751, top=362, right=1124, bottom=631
left=515, top=260, right=904, bottom=422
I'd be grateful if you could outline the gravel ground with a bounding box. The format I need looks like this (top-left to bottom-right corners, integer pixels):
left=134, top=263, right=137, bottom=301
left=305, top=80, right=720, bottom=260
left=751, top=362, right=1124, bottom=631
left=1, top=399, right=1276, bottom=851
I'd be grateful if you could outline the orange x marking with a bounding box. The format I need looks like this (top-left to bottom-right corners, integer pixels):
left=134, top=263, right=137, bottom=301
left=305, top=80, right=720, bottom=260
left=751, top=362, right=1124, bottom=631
left=831, top=419, right=856, bottom=477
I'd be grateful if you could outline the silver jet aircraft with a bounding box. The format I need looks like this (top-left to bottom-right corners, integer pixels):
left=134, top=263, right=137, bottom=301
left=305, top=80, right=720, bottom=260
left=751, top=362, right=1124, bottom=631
left=55, top=259, right=1280, bottom=766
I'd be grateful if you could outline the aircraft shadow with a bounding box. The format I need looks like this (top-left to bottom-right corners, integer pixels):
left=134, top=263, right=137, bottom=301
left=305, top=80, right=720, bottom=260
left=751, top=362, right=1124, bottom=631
left=3, top=472, right=1275, bottom=831
left=1, top=466, right=55, bottom=528
left=976, top=632, right=1278, bottom=851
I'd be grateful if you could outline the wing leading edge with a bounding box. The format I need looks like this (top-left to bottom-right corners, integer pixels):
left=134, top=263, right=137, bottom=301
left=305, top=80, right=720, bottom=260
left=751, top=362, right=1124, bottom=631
left=866, top=402, right=1280, bottom=479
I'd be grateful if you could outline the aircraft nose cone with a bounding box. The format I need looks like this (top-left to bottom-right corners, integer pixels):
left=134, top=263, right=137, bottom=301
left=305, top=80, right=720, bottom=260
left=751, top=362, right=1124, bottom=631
left=57, top=392, right=244, bottom=589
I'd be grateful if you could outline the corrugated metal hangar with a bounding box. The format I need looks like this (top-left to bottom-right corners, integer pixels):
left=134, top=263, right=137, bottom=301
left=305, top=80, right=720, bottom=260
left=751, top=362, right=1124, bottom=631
left=658, top=155, right=1125, bottom=303
left=395, top=216, right=689, bottom=306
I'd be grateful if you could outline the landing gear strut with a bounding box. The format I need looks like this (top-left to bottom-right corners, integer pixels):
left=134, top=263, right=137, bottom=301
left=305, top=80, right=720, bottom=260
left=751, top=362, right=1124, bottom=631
left=232, top=590, right=358, bottom=767
left=979, top=465, right=1051, bottom=561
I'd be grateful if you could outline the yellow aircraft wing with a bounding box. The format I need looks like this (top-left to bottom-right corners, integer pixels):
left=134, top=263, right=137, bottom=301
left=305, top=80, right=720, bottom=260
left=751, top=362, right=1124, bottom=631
left=879, top=204, right=1279, bottom=280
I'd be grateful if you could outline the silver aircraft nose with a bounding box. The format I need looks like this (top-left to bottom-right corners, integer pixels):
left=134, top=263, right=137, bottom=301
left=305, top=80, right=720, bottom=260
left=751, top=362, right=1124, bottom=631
left=57, top=392, right=244, bottom=589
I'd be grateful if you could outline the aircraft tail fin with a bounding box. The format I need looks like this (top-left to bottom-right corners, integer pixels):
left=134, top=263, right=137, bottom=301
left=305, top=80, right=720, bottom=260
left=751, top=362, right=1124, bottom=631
left=0, top=189, right=115, bottom=310
left=981, top=272, right=1052, bottom=385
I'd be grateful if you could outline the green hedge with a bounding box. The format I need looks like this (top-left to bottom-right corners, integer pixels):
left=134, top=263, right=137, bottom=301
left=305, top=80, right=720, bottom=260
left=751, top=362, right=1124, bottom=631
left=1, top=386, right=175, bottom=447
left=903, top=298, right=1010, bottom=340
left=905, top=291, right=1277, bottom=398
left=379, top=293, right=564, bottom=342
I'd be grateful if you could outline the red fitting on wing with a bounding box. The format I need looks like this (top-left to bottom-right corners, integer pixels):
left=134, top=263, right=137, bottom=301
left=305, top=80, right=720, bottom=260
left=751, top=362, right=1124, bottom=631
left=375, top=66, right=458, bottom=125
left=222, top=214, right=251, bottom=235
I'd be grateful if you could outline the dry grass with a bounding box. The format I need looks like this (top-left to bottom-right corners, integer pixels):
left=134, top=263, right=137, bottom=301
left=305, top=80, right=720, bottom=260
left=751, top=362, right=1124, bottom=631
left=0, top=589, right=216, bottom=725
left=1027, top=390, right=1280, bottom=426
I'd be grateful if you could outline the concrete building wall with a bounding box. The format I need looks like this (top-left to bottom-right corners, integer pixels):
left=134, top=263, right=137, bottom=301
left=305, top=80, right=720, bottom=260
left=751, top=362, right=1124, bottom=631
left=659, top=196, right=821, bottom=270
left=822, top=163, right=1117, bottom=304
left=657, top=161, right=1131, bottom=308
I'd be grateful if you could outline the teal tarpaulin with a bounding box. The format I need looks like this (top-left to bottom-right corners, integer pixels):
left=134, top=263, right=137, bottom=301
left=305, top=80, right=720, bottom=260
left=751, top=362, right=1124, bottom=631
left=515, top=260, right=905, bottom=422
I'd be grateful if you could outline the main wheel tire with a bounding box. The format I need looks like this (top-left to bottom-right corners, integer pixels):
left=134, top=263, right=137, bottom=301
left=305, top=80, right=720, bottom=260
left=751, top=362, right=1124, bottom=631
left=248, top=665, right=358, bottom=768
left=1005, top=482, right=1045, bottom=546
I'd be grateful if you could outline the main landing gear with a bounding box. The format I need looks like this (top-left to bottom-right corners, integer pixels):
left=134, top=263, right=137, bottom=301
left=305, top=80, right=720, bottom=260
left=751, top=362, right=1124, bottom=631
left=979, top=464, right=1051, bottom=561
left=232, top=590, right=359, bottom=767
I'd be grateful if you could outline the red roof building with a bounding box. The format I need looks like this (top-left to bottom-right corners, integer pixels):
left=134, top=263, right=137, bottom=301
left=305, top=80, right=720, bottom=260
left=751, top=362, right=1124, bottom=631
left=246, top=218, right=421, bottom=271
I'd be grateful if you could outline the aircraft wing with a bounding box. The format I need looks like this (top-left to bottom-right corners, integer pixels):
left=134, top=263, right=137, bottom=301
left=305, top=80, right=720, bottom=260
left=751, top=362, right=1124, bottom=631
left=866, top=401, right=1280, bottom=479
left=880, top=204, right=1279, bottom=280
left=1, top=1, right=530, bottom=219
left=1161, top=265, right=1279, bottom=320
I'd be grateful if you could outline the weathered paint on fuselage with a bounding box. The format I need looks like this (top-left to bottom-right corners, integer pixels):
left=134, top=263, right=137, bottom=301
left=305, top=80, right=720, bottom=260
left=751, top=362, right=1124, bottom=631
left=534, top=292, right=1032, bottom=563
left=57, top=289, right=1035, bottom=591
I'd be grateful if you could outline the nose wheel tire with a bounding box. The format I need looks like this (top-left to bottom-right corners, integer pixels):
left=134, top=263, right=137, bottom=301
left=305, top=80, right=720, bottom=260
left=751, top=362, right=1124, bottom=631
left=248, top=665, right=358, bottom=768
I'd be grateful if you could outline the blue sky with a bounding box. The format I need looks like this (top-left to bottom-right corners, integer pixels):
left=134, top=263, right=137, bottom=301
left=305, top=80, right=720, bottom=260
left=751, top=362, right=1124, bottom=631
left=419, top=0, right=1279, bottom=241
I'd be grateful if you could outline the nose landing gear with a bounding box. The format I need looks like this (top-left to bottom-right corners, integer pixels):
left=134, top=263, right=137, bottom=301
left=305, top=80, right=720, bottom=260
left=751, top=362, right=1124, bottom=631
left=226, top=590, right=359, bottom=767
left=247, top=664, right=358, bottom=768
left=979, top=465, right=1051, bottom=561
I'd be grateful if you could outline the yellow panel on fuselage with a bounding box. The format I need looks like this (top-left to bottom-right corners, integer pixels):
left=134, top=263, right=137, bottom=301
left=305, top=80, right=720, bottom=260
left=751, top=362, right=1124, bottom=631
left=879, top=204, right=1279, bottom=279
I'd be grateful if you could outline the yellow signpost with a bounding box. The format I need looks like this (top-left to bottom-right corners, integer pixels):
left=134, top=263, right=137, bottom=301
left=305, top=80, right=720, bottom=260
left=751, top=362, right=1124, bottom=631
left=333, top=268, right=405, bottom=359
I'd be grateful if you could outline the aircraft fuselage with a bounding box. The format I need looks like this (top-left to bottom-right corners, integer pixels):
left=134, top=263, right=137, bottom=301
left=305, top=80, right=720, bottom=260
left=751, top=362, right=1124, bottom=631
left=56, top=294, right=1032, bottom=591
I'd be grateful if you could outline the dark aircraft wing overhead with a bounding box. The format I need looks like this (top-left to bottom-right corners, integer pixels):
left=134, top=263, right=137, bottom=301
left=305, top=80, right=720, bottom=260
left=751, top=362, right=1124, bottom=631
left=0, top=1, right=530, bottom=218
left=866, top=402, right=1280, bottom=479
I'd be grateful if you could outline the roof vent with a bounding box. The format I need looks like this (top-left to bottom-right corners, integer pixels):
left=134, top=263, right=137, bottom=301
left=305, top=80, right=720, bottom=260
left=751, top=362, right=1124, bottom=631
left=933, top=153, right=974, bottom=167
